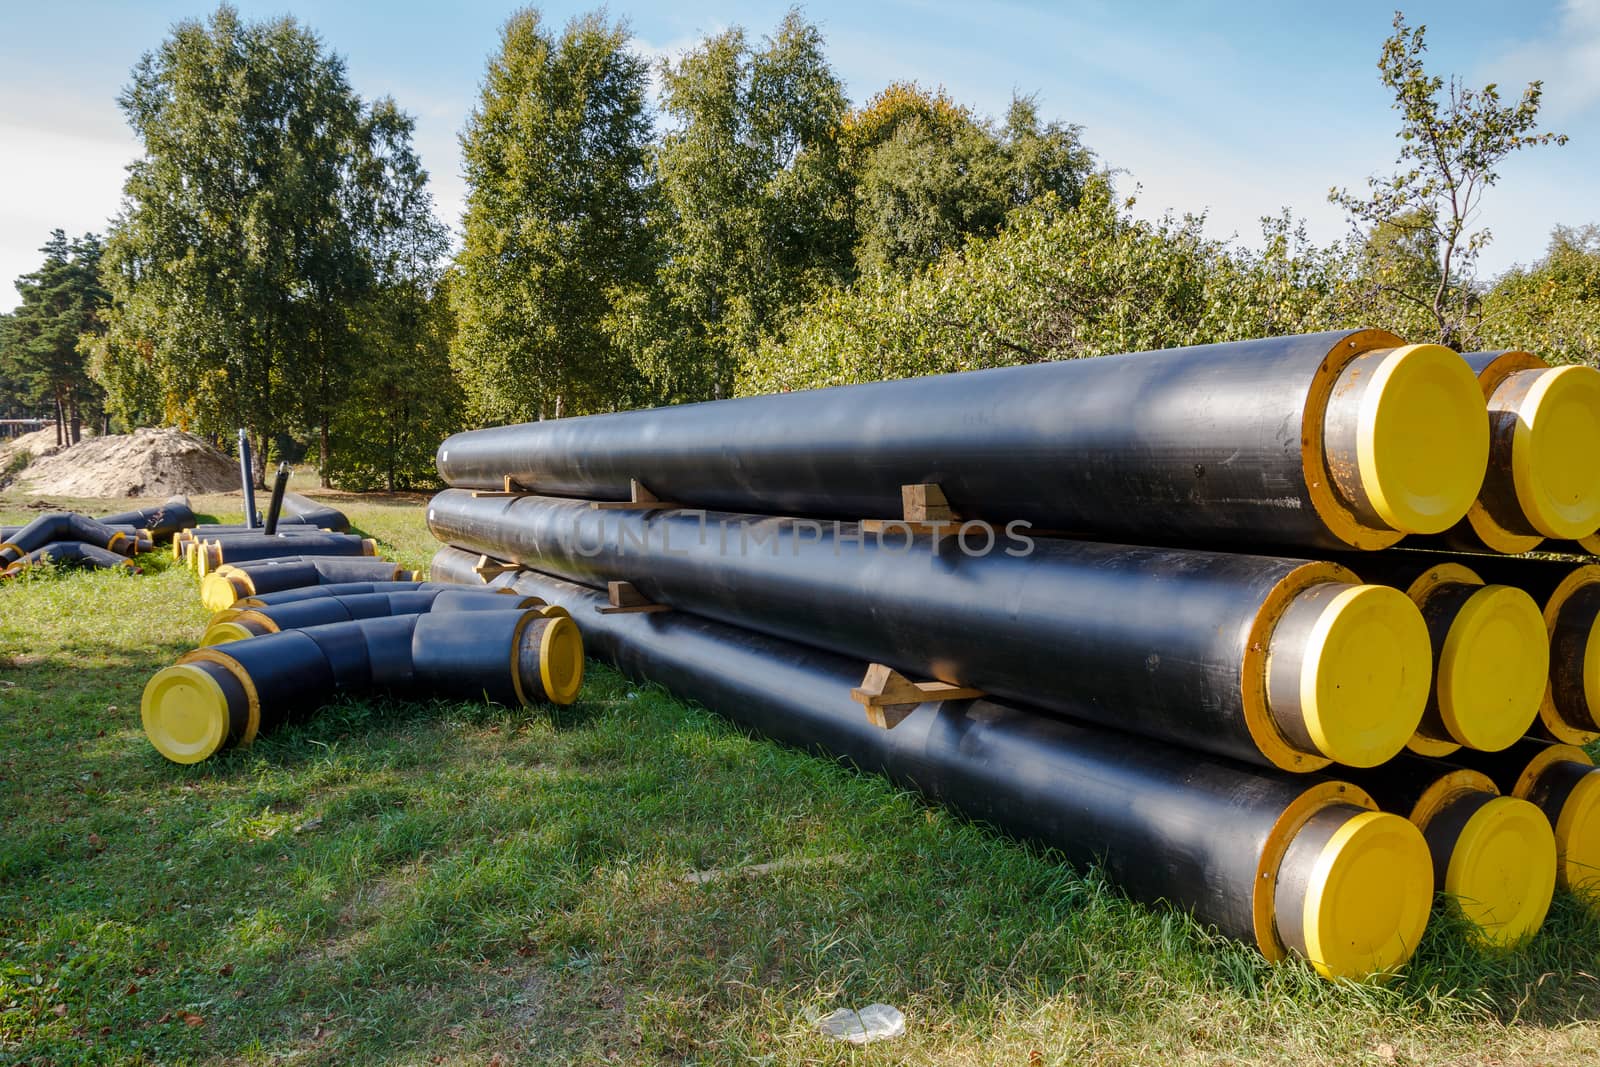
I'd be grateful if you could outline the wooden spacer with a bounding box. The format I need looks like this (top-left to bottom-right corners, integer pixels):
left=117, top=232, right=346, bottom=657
left=591, top=479, right=681, bottom=511
left=596, top=579, right=673, bottom=615
left=850, top=663, right=985, bottom=729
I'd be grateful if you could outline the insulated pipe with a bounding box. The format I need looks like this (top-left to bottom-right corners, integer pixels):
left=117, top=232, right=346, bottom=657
left=235, top=581, right=437, bottom=608
left=478, top=568, right=1432, bottom=979
left=427, top=544, right=500, bottom=586
left=427, top=490, right=1433, bottom=771
left=237, top=429, right=258, bottom=528
left=1346, top=559, right=1548, bottom=757
left=199, top=557, right=410, bottom=610
left=194, top=533, right=374, bottom=574
left=0, top=512, right=132, bottom=563
left=1416, top=556, right=1600, bottom=746
left=1338, top=758, right=1554, bottom=948
left=437, top=330, right=1490, bottom=551
left=1427, top=352, right=1600, bottom=552
left=98, top=496, right=196, bottom=541
left=202, top=588, right=542, bottom=645
left=279, top=492, right=350, bottom=533
left=141, top=608, right=584, bottom=763
left=1, top=542, right=140, bottom=578
left=264, top=463, right=290, bottom=535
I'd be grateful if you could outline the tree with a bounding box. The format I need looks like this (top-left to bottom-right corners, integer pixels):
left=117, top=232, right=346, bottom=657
left=0, top=230, right=108, bottom=445
left=1331, top=12, right=1566, bottom=349
left=612, top=9, right=853, bottom=402
left=842, top=84, right=1093, bottom=276
left=453, top=8, right=654, bottom=425
left=92, top=4, right=443, bottom=483
left=1479, top=225, right=1600, bottom=370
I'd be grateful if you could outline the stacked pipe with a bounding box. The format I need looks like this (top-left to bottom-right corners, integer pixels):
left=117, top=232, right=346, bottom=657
left=1, top=496, right=196, bottom=578
left=425, top=330, right=1600, bottom=979
left=140, top=586, right=585, bottom=764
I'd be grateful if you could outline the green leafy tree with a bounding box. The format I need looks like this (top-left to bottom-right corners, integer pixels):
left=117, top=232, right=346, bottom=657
left=613, top=9, right=853, bottom=402
left=0, top=230, right=108, bottom=445
left=1479, top=225, right=1600, bottom=370
left=1331, top=12, right=1566, bottom=349
left=453, top=8, right=654, bottom=425
left=92, top=4, right=442, bottom=483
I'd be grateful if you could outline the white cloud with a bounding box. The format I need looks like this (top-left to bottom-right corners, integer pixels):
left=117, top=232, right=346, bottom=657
left=1490, top=0, right=1600, bottom=122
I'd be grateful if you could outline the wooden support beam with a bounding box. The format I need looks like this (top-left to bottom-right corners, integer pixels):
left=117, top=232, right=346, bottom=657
left=850, top=663, right=985, bottom=729
left=596, top=579, right=673, bottom=615
left=591, top=478, right=681, bottom=511
left=470, top=475, right=531, bottom=499
left=472, top=554, right=519, bottom=580
left=902, top=482, right=957, bottom=523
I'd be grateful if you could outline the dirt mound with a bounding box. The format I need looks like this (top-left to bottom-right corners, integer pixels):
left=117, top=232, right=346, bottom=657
left=16, top=428, right=239, bottom=498
left=1, top=426, right=76, bottom=467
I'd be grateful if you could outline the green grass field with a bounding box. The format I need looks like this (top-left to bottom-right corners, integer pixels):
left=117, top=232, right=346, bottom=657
left=4, top=485, right=1600, bottom=1064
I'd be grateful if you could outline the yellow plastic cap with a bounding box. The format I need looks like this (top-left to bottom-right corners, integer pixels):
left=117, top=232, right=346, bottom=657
left=201, top=620, right=257, bottom=647
left=1586, top=615, right=1600, bottom=722
left=1301, top=585, right=1432, bottom=767
left=1357, top=344, right=1489, bottom=533
left=200, top=573, right=244, bottom=612
left=1436, top=585, right=1548, bottom=751
left=539, top=605, right=571, bottom=620
left=1445, top=796, right=1556, bottom=948
left=1513, top=365, right=1600, bottom=539
left=539, top=616, right=585, bottom=706
left=1555, top=770, right=1600, bottom=898
left=1300, top=810, right=1433, bottom=979
left=141, top=663, right=231, bottom=764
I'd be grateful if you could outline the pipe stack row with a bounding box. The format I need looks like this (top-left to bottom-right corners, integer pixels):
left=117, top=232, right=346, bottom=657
left=424, top=329, right=1600, bottom=981
left=0, top=496, right=196, bottom=578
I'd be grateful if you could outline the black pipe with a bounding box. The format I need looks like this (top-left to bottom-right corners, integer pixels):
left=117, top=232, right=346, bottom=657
left=98, top=496, right=196, bottom=541
left=438, top=331, right=1491, bottom=551
left=1338, top=755, right=1554, bottom=947
left=236, top=581, right=436, bottom=607
left=203, top=588, right=542, bottom=644
left=1447, top=739, right=1600, bottom=899
left=195, top=533, right=375, bottom=575
left=264, top=463, right=291, bottom=535
left=1423, top=352, right=1600, bottom=553
left=468, top=568, right=1432, bottom=978
left=427, top=489, right=1433, bottom=771
left=199, top=556, right=410, bottom=610
left=142, top=608, right=584, bottom=764
left=1, top=542, right=140, bottom=578
left=237, top=429, right=258, bottom=528
left=0, top=512, right=132, bottom=563
left=427, top=544, right=500, bottom=586
left=278, top=492, right=350, bottom=533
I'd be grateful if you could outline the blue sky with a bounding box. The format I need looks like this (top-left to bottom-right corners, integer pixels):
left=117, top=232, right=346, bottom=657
left=2, top=0, right=1597, bottom=312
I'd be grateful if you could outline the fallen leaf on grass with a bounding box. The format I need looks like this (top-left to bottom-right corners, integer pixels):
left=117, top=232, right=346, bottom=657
left=50, top=1004, right=67, bottom=1017
left=182, top=1013, right=204, bottom=1028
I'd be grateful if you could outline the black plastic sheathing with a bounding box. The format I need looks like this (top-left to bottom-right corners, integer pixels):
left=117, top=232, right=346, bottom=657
left=360, top=615, right=421, bottom=688
left=483, top=568, right=1322, bottom=946
left=238, top=589, right=519, bottom=632
left=264, top=465, right=290, bottom=535
left=1340, top=755, right=1480, bottom=815
left=299, top=620, right=374, bottom=690
left=3, top=513, right=128, bottom=557
left=242, top=581, right=434, bottom=607
left=99, top=497, right=196, bottom=540
left=279, top=492, right=350, bottom=533
left=8, top=542, right=135, bottom=571
left=409, top=610, right=531, bottom=707
left=437, top=331, right=1394, bottom=551
left=427, top=489, right=1313, bottom=767
left=1386, top=550, right=1590, bottom=604
left=427, top=544, right=492, bottom=586
left=204, top=629, right=337, bottom=733
left=211, top=535, right=369, bottom=566
left=193, top=523, right=319, bottom=535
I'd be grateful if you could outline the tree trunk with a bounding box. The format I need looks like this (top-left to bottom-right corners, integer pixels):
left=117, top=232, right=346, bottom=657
left=319, top=417, right=331, bottom=489
left=68, top=390, right=81, bottom=444
left=53, top=390, right=65, bottom=449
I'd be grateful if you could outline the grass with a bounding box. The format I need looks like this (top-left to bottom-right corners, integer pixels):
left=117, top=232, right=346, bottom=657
left=3, top=482, right=1600, bottom=1064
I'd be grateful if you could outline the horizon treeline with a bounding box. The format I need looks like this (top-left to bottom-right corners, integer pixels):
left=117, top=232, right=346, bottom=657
left=1, top=5, right=1594, bottom=490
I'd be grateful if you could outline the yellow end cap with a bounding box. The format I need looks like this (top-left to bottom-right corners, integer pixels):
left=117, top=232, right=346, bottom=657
left=1300, top=810, right=1433, bottom=979
left=539, top=605, right=571, bottom=620
left=1586, top=616, right=1600, bottom=723
left=1437, top=585, right=1548, bottom=751
left=1513, top=365, right=1600, bottom=539
left=141, top=663, right=230, bottom=764
left=1357, top=344, right=1489, bottom=534
left=1445, top=796, right=1556, bottom=948
left=539, top=616, right=585, bottom=706
left=1555, top=770, right=1600, bottom=899
left=199, top=573, right=243, bottom=612
left=201, top=620, right=257, bottom=647
left=1301, top=584, right=1432, bottom=767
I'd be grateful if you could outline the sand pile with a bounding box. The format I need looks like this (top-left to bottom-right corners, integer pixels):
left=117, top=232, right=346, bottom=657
left=16, top=428, right=239, bottom=498
left=0, top=426, right=75, bottom=467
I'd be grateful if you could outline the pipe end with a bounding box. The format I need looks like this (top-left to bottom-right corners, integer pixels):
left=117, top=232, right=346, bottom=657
left=1356, top=344, right=1489, bottom=534
left=1300, top=584, right=1431, bottom=767
left=200, top=573, right=244, bottom=612
left=535, top=616, right=585, bottom=706
left=1437, top=585, right=1548, bottom=751
left=1555, top=768, right=1600, bottom=899
left=142, top=663, right=232, bottom=764
left=1513, top=365, right=1600, bottom=539
left=1299, top=810, right=1433, bottom=980
left=200, top=620, right=259, bottom=647
left=1445, top=796, right=1556, bottom=949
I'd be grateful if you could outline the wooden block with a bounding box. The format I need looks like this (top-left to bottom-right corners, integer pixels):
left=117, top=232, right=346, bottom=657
left=902, top=483, right=957, bottom=523
left=590, top=478, right=681, bottom=511
left=472, top=554, right=518, bottom=579
left=860, top=518, right=960, bottom=539
left=850, top=663, right=984, bottom=730
left=594, top=580, right=674, bottom=614
left=596, top=603, right=674, bottom=615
